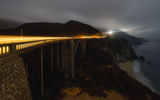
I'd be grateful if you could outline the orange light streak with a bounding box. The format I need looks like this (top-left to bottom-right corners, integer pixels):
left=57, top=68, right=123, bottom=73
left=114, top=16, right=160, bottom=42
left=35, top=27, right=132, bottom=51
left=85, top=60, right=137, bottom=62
left=0, top=35, right=106, bottom=44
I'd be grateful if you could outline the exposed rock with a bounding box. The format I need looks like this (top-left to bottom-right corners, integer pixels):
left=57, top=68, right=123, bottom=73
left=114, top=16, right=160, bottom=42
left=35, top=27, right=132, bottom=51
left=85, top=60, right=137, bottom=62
left=87, top=37, right=137, bottom=63
left=61, top=87, right=82, bottom=96
left=0, top=57, right=32, bottom=100
left=18, top=37, right=160, bottom=100
left=73, top=38, right=160, bottom=100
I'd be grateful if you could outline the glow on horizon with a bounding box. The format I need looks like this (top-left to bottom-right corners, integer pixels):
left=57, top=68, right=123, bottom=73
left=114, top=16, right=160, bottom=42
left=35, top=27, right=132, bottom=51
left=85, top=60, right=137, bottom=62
left=108, top=30, right=114, bottom=35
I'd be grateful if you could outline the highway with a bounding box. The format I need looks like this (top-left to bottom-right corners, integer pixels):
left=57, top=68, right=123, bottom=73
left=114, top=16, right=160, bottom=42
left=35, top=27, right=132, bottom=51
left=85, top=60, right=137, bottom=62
left=0, top=35, right=106, bottom=55
left=0, top=35, right=105, bottom=44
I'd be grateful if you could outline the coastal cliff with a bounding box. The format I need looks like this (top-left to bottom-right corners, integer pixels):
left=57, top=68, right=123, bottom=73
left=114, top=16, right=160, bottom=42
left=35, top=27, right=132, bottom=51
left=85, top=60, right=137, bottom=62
left=16, top=21, right=160, bottom=100
left=20, top=37, right=160, bottom=100
left=71, top=37, right=160, bottom=100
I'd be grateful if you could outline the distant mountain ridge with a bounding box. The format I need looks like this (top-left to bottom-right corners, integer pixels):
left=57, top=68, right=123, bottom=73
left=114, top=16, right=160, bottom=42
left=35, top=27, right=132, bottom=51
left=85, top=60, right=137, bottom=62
left=0, top=20, right=101, bottom=36
left=0, top=18, right=20, bottom=29
left=111, top=31, right=148, bottom=46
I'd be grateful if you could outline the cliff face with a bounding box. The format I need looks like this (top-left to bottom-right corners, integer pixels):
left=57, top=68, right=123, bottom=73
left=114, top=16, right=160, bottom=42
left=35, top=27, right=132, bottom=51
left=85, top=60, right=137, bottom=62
left=87, top=37, right=137, bottom=63
left=73, top=38, right=160, bottom=100
left=0, top=56, right=32, bottom=100
left=111, top=32, right=148, bottom=46
left=19, top=37, right=160, bottom=100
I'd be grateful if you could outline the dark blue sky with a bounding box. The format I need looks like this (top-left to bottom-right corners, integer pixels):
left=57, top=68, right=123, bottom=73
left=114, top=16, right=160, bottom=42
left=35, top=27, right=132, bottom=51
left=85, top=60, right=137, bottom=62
left=0, top=0, right=160, bottom=39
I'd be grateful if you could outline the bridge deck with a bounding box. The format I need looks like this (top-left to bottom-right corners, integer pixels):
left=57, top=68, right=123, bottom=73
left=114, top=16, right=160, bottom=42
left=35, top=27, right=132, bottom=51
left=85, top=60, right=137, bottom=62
left=0, top=35, right=105, bottom=58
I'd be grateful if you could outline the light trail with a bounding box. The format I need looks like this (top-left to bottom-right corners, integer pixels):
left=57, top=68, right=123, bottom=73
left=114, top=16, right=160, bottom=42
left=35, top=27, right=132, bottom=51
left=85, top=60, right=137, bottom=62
left=0, top=34, right=106, bottom=55
left=0, top=35, right=69, bottom=44
left=0, top=35, right=106, bottom=44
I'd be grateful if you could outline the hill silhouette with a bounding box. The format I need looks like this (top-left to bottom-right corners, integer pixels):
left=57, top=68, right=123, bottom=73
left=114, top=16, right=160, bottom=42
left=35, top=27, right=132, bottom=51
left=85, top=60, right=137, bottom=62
left=111, top=31, right=148, bottom=46
left=0, top=18, right=19, bottom=29
left=0, top=20, right=101, bottom=36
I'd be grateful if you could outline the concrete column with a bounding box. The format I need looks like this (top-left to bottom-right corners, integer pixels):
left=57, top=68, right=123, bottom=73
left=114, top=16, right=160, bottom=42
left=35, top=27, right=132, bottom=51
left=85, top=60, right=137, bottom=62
left=5, top=46, right=7, bottom=53
left=41, top=47, right=44, bottom=96
left=81, top=40, right=86, bottom=57
left=61, top=41, right=66, bottom=71
left=65, top=41, right=68, bottom=72
left=51, top=45, right=53, bottom=72
left=1, top=46, right=4, bottom=54
left=10, top=44, right=16, bottom=52
left=56, top=43, right=60, bottom=69
left=70, top=38, right=75, bottom=78
left=0, top=46, right=2, bottom=55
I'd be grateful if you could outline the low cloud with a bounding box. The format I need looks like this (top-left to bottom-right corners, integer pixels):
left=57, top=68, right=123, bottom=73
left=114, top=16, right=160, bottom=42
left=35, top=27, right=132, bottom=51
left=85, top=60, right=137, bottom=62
left=0, top=0, right=160, bottom=38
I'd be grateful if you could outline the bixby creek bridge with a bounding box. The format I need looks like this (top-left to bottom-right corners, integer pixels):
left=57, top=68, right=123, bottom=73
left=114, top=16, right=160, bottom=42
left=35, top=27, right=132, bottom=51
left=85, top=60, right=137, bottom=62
left=0, top=32, right=105, bottom=97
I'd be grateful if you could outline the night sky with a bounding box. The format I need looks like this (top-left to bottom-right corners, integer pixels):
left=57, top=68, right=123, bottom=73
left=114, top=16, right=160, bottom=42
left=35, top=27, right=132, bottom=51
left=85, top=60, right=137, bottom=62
left=0, top=0, right=160, bottom=39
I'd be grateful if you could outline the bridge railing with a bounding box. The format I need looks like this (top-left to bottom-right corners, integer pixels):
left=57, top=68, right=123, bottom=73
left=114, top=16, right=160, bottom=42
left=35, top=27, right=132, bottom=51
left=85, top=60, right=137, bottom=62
left=0, top=40, right=58, bottom=58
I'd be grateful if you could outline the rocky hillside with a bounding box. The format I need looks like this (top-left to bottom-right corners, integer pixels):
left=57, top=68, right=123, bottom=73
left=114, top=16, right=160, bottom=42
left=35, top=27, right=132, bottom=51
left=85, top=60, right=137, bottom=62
left=93, top=37, right=138, bottom=62
left=72, top=37, right=160, bottom=100
left=20, top=37, right=160, bottom=100
left=15, top=20, right=160, bottom=100
left=111, top=31, right=148, bottom=46
left=0, top=57, right=32, bottom=100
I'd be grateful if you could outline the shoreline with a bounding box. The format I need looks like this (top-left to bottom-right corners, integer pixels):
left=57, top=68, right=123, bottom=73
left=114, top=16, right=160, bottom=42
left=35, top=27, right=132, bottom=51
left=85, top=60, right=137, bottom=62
left=59, top=61, right=160, bottom=100
left=118, top=61, right=136, bottom=79
left=119, top=60, right=160, bottom=95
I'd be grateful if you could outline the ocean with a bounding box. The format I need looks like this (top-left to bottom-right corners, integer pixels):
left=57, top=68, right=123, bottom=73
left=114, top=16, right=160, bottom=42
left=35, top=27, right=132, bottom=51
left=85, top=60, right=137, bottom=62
left=133, top=40, right=160, bottom=94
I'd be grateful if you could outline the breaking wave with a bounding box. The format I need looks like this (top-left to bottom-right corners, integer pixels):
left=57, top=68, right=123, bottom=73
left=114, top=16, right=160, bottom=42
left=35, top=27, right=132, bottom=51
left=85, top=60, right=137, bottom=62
left=132, top=60, right=158, bottom=93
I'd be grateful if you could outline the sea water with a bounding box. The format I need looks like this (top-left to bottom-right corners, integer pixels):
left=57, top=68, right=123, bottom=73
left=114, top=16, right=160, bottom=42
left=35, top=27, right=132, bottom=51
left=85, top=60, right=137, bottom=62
left=133, top=40, right=160, bottom=94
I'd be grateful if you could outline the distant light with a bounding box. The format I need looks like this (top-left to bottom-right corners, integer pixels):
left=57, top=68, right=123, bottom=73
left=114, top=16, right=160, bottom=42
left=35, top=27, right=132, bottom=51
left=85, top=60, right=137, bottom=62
left=108, top=30, right=114, bottom=34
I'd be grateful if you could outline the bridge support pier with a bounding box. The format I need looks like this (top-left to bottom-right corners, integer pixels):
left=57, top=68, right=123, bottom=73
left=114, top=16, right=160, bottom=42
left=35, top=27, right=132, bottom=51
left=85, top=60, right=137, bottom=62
left=70, top=39, right=75, bottom=78
left=81, top=40, right=86, bottom=57
left=61, top=41, right=66, bottom=71
left=51, top=45, right=54, bottom=72
left=56, top=43, right=60, bottom=69
left=41, top=47, right=44, bottom=96
left=10, top=44, right=16, bottom=52
left=65, top=41, right=68, bottom=73
left=50, top=39, right=86, bottom=79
